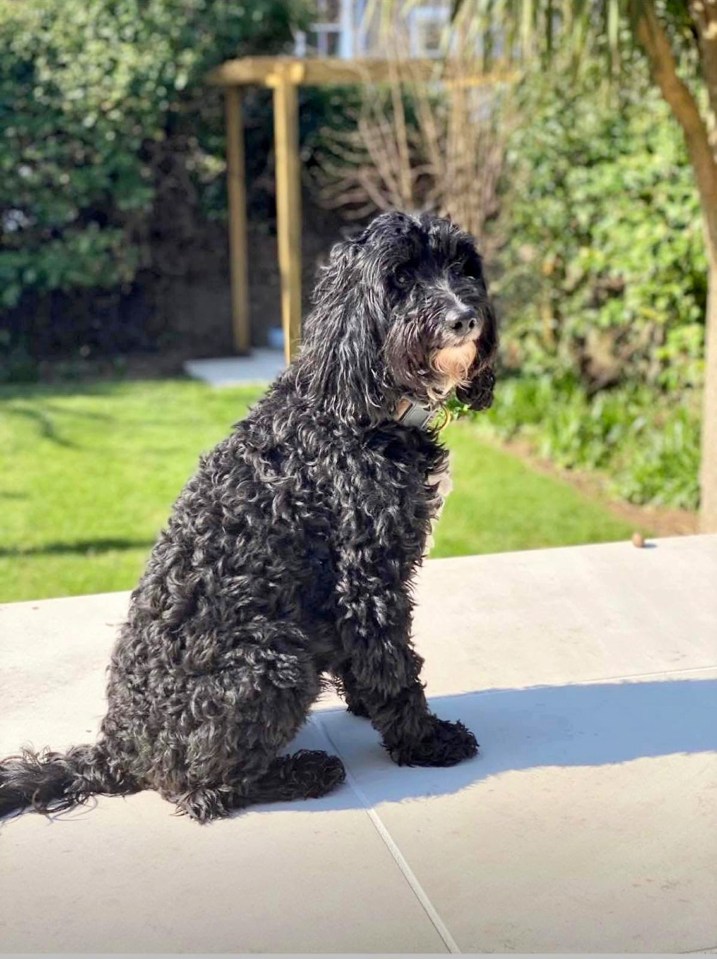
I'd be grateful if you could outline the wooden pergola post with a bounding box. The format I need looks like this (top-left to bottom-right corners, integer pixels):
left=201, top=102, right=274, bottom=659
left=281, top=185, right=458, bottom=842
left=224, top=86, right=250, bottom=355
left=208, top=58, right=511, bottom=365
left=270, top=64, right=304, bottom=365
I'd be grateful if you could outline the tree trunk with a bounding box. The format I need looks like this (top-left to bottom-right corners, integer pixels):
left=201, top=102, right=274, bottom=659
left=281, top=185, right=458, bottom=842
left=700, top=256, right=717, bottom=531
left=633, top=2, right=717, bottom=531
left=688, top=0, right=717, bottom=531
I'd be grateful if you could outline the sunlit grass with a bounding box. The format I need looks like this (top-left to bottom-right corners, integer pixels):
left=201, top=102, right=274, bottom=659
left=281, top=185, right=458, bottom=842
left=0, top=378, right=636, bottom=602
left=433, top=419, right=635, bottom=557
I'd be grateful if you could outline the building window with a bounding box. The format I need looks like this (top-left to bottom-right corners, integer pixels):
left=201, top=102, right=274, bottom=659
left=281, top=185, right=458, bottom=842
left=297, top=0, right=349, bottom=58
left=410, top=6, right=450, bottom=58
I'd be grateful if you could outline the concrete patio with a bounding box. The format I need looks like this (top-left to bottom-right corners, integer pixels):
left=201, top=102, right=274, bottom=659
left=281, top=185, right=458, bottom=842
left=184, top=349, right=286, bottom=388
left=1, top=535, right=715, bottom=953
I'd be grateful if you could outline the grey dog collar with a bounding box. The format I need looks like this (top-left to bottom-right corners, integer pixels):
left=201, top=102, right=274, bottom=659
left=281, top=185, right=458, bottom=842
left=394, top=397, right=437, bottom=431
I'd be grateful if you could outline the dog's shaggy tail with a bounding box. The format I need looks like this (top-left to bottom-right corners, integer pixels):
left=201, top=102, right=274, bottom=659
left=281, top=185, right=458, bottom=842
left=0, top=743, right=136, bottom=819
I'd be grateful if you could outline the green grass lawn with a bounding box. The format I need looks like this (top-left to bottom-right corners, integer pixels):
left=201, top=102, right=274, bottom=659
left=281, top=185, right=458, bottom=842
left=0, top=378, right=637, bottom=602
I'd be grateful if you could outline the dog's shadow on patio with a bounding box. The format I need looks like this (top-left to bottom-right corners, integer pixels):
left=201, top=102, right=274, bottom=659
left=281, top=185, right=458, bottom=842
left=257, top=677, right=717, bottom=814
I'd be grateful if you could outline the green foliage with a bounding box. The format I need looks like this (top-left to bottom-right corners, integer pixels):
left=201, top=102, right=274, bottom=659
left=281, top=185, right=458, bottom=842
left=472, top=374, right=701, bottom=509
left=0, top=0, right=308, bottom=308
left=495, top=72, right=706, bottom=395
left=481, top=70, right=705, bottom=510
left=448, top=0, right=702, bottom=80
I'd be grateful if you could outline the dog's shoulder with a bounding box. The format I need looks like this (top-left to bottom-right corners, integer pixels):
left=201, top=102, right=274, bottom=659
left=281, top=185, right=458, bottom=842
left=324, top=421, right=448, bottom=508
left=365, top=422, right=448, bottom=471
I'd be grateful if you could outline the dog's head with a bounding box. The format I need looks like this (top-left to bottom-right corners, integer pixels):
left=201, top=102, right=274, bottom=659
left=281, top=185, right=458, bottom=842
left=298, top=211, right=497, bottom=425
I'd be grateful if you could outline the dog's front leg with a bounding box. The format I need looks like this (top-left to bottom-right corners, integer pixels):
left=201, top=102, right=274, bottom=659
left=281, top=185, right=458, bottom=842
left=334, top=559, right=478, bottom=768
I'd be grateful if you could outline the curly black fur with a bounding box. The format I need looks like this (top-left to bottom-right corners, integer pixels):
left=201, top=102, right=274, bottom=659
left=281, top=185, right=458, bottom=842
left=0, top=212, right=497, bottom=823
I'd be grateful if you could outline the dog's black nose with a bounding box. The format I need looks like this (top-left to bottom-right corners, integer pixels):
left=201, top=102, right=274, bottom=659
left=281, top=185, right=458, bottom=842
left=446, top=306, right=477, bottom=336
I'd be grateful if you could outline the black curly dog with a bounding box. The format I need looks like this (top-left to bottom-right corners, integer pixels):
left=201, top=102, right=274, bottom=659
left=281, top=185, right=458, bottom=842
left=0, top=211, right=497, bottom=823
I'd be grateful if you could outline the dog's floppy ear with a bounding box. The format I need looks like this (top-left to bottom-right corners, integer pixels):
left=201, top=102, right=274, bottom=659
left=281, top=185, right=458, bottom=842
left=455, top=364, right=496, bottom=410
left=298, top=238, right=391, bottom=424
left=308, top=238, right=358, bottom=309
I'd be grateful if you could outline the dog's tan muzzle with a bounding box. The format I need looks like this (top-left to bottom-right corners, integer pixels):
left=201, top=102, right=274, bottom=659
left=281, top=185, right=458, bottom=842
left=430, top=339, right=478, bottom=389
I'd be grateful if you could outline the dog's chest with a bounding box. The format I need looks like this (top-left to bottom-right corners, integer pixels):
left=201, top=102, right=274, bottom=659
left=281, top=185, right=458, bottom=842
left=424, top=454, right=453, bottom=554
left=374, top=430, right=451, bottom=557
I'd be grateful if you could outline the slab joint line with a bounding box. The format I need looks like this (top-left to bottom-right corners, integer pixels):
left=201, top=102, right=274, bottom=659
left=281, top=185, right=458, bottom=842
left=315, top=715, right=461, bottom=955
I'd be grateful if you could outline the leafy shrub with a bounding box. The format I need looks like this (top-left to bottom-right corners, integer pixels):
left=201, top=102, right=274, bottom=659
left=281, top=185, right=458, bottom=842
left=493, top=71, right=706, bottom=397
left=0, top=0, right=309, bottom=315
left=478, top=70, right=705, bottom=510
left=471, top=374, right=701, bottom=509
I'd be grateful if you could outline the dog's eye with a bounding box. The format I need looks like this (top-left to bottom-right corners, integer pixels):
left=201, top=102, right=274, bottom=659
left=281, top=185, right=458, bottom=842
left=393, top=268, right=412, bottom=290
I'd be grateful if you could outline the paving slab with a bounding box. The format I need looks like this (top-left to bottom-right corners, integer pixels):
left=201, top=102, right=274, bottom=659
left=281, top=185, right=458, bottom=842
left=0, top=731, right=448, bottom=954
left=0, top=594, right=443, bottom=953
left=184, top=351, right=286, bottom=388
left=317, top=672, right=717, bottom=953
left=1, top=536, right=716, bottom=953
left=319, top=535, right=717, bottom=953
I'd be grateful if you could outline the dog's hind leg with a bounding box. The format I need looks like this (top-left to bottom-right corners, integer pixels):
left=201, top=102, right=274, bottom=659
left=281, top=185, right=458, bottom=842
left=173, top=751, right=346, bottom=821
left=153, top=631, right=345, bottom=822
left=243, top=749, right=346, bottom=804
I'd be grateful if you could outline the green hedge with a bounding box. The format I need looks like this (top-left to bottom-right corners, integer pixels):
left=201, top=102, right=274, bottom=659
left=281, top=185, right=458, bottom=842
left=482, top=72, right=706, bottom=509
left=0, top=0, right=309, bottom=313
left=494, top=72, right=706, bottom=395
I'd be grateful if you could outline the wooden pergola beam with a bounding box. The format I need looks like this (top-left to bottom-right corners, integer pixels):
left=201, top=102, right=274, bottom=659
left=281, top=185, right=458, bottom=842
left=208, top=56, right=513, bottom=88
left=211, top=57, right=514, bottom=364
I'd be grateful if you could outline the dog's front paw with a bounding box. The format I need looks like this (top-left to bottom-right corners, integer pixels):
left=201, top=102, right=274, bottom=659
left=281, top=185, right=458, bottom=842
left=386, top=717, right=478, bottom=767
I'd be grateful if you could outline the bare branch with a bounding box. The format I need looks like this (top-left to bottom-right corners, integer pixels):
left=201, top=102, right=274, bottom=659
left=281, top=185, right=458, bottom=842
left=307, top=45, right=515, bottom=255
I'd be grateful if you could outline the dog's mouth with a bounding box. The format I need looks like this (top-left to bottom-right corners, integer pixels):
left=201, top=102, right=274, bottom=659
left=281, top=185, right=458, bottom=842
left=430, top=338, right=478, bottom=390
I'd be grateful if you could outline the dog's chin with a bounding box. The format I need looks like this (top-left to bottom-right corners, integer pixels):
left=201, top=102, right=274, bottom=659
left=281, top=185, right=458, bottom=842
left=428, top=341, right=477, bottom=400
